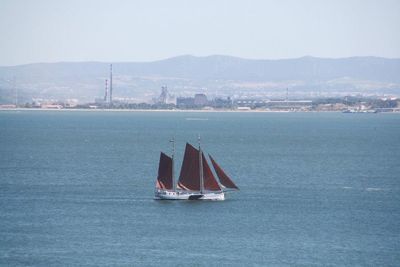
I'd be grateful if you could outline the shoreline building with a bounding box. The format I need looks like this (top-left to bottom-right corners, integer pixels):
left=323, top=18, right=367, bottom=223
left=194, top=94, right=208, bottom=106
left=235, top=99, right=312, bottom=110
left=155, top=86, right=175, bottom=105
left=176, top=93, right=209, bottom=108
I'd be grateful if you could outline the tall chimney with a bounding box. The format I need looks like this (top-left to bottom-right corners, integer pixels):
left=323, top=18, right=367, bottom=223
left=109, top=64, right=113, bottom=104
left=104, top=79, right=108, bottom=102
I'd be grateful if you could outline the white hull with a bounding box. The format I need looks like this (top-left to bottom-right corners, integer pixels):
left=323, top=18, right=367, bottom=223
left=155, top=189, right=225, bottom=201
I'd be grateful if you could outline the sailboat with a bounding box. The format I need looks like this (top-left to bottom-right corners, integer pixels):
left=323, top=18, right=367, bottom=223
left=154, top=137, right=239, bottom=200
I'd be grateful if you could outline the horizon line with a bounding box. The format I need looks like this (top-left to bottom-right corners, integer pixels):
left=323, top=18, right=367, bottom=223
left=1, top=54, right=400, bottom=68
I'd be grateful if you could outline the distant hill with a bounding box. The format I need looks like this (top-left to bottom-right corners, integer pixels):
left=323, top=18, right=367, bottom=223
left=1, top=55, right=399, bottom=103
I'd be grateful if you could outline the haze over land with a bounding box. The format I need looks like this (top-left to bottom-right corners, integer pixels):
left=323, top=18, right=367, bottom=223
left=0, top=55, right=399, bottom=103
left=0, top=0, right=399, bottom=104
left=1, top=0, right=400, bottom=65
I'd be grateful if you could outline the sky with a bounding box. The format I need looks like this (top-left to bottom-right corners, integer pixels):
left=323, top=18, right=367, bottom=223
left=0, top=0, right=399, bottom=66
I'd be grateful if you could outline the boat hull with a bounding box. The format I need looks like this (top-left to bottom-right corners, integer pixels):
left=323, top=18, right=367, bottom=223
left=155, top=190, right=225, bottom=201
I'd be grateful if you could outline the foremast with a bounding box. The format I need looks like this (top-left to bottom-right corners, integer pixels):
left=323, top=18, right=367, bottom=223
left=198, top=135, right=204, bottom=194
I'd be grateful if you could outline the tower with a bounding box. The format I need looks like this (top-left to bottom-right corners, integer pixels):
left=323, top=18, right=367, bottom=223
left=13, top=76, right=17, bottom=107
left=286, top=87, right=289, bottom=102
left=159, top=85, right=168, bottom=104
left=104, top=79, right=108, bottom=102
left=109, top=64, right=113, bottom=104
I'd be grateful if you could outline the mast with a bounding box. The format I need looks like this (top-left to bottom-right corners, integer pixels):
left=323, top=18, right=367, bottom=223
left=170, top=137, right=175, bottom=191
left=198, top=135, right=204, bottom=194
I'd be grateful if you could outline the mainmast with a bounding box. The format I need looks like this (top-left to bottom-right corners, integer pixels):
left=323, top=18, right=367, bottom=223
left=170, top=137, right=175, bottom=191
left=198, top=135, right=204, bottom=194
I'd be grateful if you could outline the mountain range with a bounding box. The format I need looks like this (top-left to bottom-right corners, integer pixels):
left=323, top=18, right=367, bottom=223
left=1, top=55, right=399, bottom=103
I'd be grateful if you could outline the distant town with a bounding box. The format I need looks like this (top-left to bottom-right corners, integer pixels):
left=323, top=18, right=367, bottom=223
left=0, top=84, right=399, bottom=113
left=1, top=59, right=399, bottom=113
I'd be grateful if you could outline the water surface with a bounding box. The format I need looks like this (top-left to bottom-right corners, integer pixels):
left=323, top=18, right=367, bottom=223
left=1, top=111, right=399, bottom=266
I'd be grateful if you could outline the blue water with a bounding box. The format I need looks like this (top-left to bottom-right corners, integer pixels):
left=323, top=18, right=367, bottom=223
left=1, top=111, right=399, bottom=266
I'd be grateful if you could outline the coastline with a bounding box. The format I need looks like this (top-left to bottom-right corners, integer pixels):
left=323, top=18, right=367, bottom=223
left=0, top=108, right=344, bottom=113
left=1, top=108, right=399, bottom=113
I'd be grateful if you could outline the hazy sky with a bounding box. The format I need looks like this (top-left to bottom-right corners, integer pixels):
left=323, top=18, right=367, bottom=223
left=0, top=0, right=399, bottom=66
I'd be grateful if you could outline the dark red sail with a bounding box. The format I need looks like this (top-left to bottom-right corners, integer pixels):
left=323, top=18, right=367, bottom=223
left=177, top=143, right=200, bottom=191
left=202, top=153, right=221, bottom=191
left=209, top=155, right=239, bottom=190
left=156, top=152, right=173, bottom=190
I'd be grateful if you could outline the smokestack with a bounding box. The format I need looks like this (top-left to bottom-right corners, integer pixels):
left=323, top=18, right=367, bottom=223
left=13, top=76, right=17, bottom=107
left=109, top=64, right=113, bottom=104
left=286, top=87, right=289, bottom=102
left=104, top=79, right=108, bottom=102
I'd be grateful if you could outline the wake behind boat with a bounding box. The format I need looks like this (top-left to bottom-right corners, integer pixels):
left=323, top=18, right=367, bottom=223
left=155, top=137, right=239, bottom=200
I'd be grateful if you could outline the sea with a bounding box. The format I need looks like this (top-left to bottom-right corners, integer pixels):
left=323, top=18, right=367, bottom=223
left=0, top=110, right=399, bottom=266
